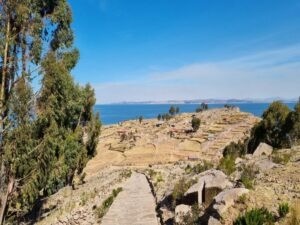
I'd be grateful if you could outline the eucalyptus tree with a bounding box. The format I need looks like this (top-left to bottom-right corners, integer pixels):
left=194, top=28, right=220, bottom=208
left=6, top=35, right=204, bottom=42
left=0, top=0, right=100, bottom=223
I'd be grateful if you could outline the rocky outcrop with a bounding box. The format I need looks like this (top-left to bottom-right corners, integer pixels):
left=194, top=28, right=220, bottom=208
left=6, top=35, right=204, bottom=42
left=213, top=188, right=249, bottom=215
left=175, top=204, right=192, bottom=224
left=185, top=169, right=233, bottom=207
left=253, top=142, right=273, bottom=157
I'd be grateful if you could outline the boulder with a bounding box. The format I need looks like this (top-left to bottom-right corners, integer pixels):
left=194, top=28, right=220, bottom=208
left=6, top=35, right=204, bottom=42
left=213, top=188, right=249, bottom=215
left=208, top=216, right=222, bottom=225
left=254, top=159, right=278, bottom=171
left=185, top=169, right=233, bottom=206
left=253, top=143, right=273, bottom=157
left=175, top=204, right=192, bottom=224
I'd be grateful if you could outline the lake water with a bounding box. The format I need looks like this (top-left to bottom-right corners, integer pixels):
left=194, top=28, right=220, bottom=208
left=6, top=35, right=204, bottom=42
left=95, top=103, right=296, bottom=125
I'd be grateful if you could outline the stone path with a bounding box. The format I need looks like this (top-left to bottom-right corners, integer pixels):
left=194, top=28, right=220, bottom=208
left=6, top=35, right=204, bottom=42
left=101, top=173, right=159, bottom=225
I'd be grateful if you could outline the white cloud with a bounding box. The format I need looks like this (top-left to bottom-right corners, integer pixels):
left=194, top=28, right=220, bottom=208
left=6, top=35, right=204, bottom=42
left=95, top=44, right=300, bottom=103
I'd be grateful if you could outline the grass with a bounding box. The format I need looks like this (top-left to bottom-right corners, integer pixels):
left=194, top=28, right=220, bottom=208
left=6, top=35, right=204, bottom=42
left=234, top=207, right=275, bottom=225
left=240, top=164, right=258, bottom=189
left=94, top=187, right=123, bottom=219
left=185, top=160, right=214, bottom=175
left=172, top=178, right=197, bottom=207
left=278, top=202, right=289, bottom=218
left=218, top=155, right=236, bottom=175
left=287, top=201, right=300, bottom=225
left=271, top=152, right=292, bottom=165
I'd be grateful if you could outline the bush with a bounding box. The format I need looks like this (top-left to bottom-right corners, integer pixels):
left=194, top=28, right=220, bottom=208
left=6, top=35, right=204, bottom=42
left=240, top=165, right=258, bottom=189
left=278, top=202, right=289, bottom=218
left=234, top=207, right=275, bottom=225
left=218, top=155, right=236, bottom=175
left=185, top=161, right=214, bottom=175
left=138, top=116, right=143, bottom=123
left=223, top=141, right=247, bottom=158
left=271, top=152, right=291, bottom=165
left=172, top=178, right=197, bottom=206
left=95, top=187, right=123, bottom=219
left=191, top=117, right=201, bottom=132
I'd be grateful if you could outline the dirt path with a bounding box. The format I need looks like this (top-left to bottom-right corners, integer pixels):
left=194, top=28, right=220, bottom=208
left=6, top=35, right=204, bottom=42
left=101, top=173, right=159, bottom=225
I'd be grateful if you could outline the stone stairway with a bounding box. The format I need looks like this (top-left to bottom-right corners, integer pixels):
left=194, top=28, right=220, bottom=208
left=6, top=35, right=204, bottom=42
left=101, top=173, right=159, bottom=225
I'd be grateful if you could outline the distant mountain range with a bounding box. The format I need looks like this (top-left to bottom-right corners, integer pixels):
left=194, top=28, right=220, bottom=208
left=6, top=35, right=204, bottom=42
left=106, top=97, right=298, bottom=105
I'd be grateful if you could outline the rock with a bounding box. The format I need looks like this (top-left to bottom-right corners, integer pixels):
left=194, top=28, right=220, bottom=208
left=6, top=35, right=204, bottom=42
left=208, top=216, right=222, bottom=225
left=175, top=204, right=192, bottom=224
left=185, top=169, right=233, bottom=206
left=254, top=159, right=278, bottom=171
left=213, top=188, right=249, bottom=215
left=235, top=157, right=243, bottom=165
left=253, top=143, right=273, bottom=157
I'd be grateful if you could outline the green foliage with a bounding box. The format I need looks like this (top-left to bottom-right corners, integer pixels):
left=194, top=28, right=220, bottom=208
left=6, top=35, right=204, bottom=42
left=169, top=105, right=176, bottom=116
left=223, top=141, right=247, bottom=158
left=157, top=114, right=162, bottom=120
left=248, top=101, right=292, bottom=152
left=176, top=106, right=180, bottom=114
left=95, top=188, right=123, bottom=219
left=278, top=202, right=289, bottom=218
left=191, top=117, right=201, bottom=132
left=138, top=116, right=143, bottom=124
left=234, top=208, right=275, bottom=225
left=185, top=161, right=213, bottom=175
left=0, top=1, right=101, bottom=222
left=162, top=113, right=172, bottom=121
left=196, top=103, right=208, bottom=113
left=172, top=178, right=197, bottom=207
left=271, top=152, right=291, bottom=165
left=240, top=165, right=258, bottom=189
left=218, top=155, right=236, bottom=175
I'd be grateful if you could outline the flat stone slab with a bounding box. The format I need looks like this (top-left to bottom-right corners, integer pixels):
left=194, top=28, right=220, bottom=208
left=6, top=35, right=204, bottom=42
left=101, top=173, right=159, bottom=225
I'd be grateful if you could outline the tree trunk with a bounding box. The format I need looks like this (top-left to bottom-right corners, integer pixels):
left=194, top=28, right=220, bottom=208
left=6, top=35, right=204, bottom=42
left=0, top=177, right=14, bottom=225
left=0, top=18, right=11, bottom=225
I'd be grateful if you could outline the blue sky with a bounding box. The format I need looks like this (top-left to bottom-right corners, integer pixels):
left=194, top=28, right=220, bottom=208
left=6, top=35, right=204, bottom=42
left=69, top=0, right=300, bottom=103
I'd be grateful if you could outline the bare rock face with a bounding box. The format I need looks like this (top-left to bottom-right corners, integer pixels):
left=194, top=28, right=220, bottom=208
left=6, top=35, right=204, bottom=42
left=175, top=204, right=192, bottom=224
left=253, top=142, right=273, bottom=157
left=213, top=188, right=249, bottom=215
left=185, top=169, right=233, bottom=207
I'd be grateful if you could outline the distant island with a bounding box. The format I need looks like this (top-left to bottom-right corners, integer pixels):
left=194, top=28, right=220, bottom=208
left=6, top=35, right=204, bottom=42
left=106, top=97, right=298, bottom=105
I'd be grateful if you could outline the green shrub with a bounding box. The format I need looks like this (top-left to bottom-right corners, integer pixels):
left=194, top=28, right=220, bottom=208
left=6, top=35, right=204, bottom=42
left=234, top=208, right=275, bottom=225
left=278, top=202, right=289, bottom=218
left=218, top=155, right=236, bottom=175
left=95, top=187, right=123, bottom=219
left=240, top=165, right=258, bottom=189
left=185, top=160, right=213, bottom=175
left=272, top=152, right=291, bottom=165
left=191, top=117, right=201, bottom=132
left=172, top=178, right=197, bottom=206
left=223, top=141, right=246, bottom=158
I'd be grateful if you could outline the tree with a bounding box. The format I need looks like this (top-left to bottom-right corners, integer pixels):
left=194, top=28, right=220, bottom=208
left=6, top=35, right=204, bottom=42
left=0, top=1, right=101, bottom=222
left=191, top=117, right=201, bottom=132
left=247, top=101, right=291, bottom=152
left=157, top=114, right=162, bottom=121
left=201, top=102, right=208, bottom=110
left=138, top=116, right=143, bottom=124
left=169, top=105, right=176, bottom=116
left=175, top=106, right=180, bottom=114
left=284, top=102, right=300, bottom=145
